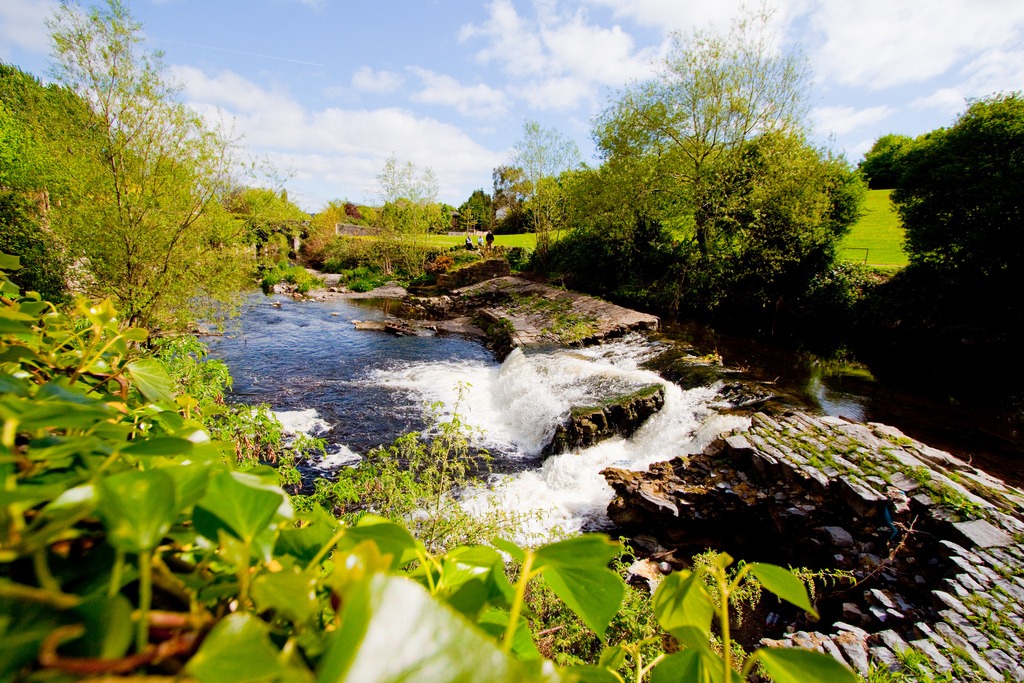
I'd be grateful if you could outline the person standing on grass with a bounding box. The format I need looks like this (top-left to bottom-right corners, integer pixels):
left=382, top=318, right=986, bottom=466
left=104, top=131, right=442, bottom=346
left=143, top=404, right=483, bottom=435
left=486, top=230, right=494, bottom=253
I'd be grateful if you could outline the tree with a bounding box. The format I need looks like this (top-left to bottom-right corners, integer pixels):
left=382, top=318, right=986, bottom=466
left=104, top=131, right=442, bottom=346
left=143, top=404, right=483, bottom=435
left=223, top=186, right=308, bottom=264
left=376, top=154, right=439, bottom=205
left=594, top=4, right=809, bottom=259
left=458, top=189, right=492, bottom=233
left=893, top=93, right=1024, bottom=280
left=47, top=0, right=251, bottom=328
left=492, top=165, right=530, bottom=234
left=858, top=134, right=912, bottom=189
left=509, top=119, right=580, bottom=256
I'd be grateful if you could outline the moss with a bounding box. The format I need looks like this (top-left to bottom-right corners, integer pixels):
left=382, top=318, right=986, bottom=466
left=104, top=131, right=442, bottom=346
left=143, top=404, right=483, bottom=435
left=569, top=384, right=663, bottom=418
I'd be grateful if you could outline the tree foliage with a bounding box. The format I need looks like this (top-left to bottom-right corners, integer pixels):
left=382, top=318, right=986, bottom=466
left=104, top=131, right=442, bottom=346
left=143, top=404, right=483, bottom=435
left=857, top=133, right=912, bottom=189
left=458, top=188, right=493, bottom=232
left=510, top=120, right=580, bottom=257
left=594, top=5, right=810, bottom=258
left=375, top=154, right=439, bottom=205
left=46, top=0, right=252, bottom=328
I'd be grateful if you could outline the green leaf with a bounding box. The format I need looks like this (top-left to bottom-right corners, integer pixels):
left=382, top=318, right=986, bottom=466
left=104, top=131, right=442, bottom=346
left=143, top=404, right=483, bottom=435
left=122, top=436, right=194, bottom=457
left=652, top=570, right=714, bottom=642
left=539, top=565, right=624, bottom=641
left=339, top=515, right=419, bottom=569
left=98, top=469, right=178, bottom=552
left=70, top=593, right=134, bottom=659
left=194, top=471, right=286, bottom=544
left=125, top=358, right=176, bottom=404
left=491, top=536, right=526, bottom=562
left=748, top=563, right=816, bottom=615
left=160, top=462, right=211, bottom=511
left=477, top=607, right=540, bottom=661
left=317, top=574, right=547, bottom=683
left=597, top=644, right=626, bottom=670
left=0, top=252, right=21, bottom=270
left=252, top=568, right=319, bottom=623
left=533, top=535, right=625, bottom=640
left=650, top=649, right=727, bottom=683
left=187, top=613, right=288, bottom=683
left=562, top=665, right=622, bottom=683
left=755, top=648, right=858, bottom=683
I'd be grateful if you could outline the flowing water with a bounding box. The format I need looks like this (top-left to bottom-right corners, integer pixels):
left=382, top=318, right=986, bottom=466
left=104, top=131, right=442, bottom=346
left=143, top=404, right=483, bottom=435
left=209, top=295, right=747, bottom=539
left=210, top=294, right=1023, bottom=541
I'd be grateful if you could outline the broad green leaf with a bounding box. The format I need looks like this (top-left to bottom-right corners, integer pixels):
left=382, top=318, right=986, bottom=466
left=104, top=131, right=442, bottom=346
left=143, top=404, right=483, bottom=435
left=0, top=318, right=31, bottom=335
left=338, top=515, right=419, bottom=569
left=597, top=644, right=626, bottom=670
left=562, top=665, right=622, bottom=683
left=539, top=565, right=624, bottom=641
left=17, top=402, right=114, bottom=432
left=160, top=462, right=211, bottom=511
left=122, top=436, right=194, bottom=457
left=0, top=253, right=20, bottom=269
left=650, top=649, right=731, bottom=683
left=0, top=603, right=57, bottom=680
left=70, top=593, right=133, bottom=659
left=442, top=545, right=515, bottom=608
left=125, top=358, right=176, bottom=404
left=252, top=568, right=319, bottom=623
left=98, top=469, right=178, bottom=552
left=532, top=534, right=625, bottom=639
left=491, top=536, right=526, bottom=562
left=652, top=570, right=714, bottom=642
left=187, top=613, right=288, bottom=683
left=316, top=574, right=549, bottom=683
left=277, top=507, right=342, bottom=565
left=755, top=647, right=858, bottom=683
left=194, top=471, right=286, bottom=544
left=748, top=563, right=816, bottom=615
left=477, top=607, right=540, bottom=661
left=122, top=327, right=148, bottom=342
left=533, top=534, right=620, bottom=570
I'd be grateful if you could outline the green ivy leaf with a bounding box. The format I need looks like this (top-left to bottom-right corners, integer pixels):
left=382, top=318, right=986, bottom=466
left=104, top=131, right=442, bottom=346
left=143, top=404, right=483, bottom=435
left=252, top=568, right=319, bottom=624
left=491, top=537, right=526, bottom=562
left=122, top=436, right=194, bottom=457
left=538, top=565, right=624, bottom=641
left=652, top=570, right=714, bottom=643
left=650, top=648, right=733, bottom=683
left=754, top=647, right=858, bottom=683
left=338, top=515, right=419, bottom=569
left=317, top=574, right=548, bottom=683
left=70, top=593, right=133, bottom=659
left=125, top=358, right=176, bottom=404
left=98, top=469, right=178, bottom=552
left=194, top=471, right=286, bottom=544
left=186, top=613, right=288, bottom=683
left=748, top=563, right=816, bottom=615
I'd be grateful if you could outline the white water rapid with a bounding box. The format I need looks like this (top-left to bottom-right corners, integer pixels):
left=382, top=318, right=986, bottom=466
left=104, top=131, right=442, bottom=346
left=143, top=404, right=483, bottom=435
left=363, top=335, right=750, bottom=543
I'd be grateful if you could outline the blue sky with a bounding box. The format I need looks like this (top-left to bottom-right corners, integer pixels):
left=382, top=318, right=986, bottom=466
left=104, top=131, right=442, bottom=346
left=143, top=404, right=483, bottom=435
left=2, top=0, right=1023, bottom=212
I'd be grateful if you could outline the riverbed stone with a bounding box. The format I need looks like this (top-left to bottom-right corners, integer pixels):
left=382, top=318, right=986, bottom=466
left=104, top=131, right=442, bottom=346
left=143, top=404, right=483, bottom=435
left=601, top=407, right=1024, bottom=682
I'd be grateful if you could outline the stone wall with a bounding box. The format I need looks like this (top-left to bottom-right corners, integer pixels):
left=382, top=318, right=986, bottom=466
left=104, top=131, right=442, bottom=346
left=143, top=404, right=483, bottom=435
left=544, top=385, right=665, bottom=456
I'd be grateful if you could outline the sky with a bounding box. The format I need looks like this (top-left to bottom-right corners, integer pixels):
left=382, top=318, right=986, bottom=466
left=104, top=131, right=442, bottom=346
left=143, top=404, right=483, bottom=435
left=2, top=0, right=1023, bottom=212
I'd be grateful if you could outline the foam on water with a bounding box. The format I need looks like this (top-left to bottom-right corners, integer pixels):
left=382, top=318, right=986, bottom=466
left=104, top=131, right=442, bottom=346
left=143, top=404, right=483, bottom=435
left=274, top=408, right=333, bottom=437
left=365, top=334, right=749, bottom=542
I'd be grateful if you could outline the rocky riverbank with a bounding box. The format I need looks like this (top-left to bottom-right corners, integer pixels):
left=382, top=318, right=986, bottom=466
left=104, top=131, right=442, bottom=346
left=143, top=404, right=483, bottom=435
left=604, top=409, right=1024, bottom=681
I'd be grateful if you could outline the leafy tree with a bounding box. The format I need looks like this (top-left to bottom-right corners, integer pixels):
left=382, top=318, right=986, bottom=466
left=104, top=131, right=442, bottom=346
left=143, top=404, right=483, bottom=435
left=492, top=165, right=531, bottom=234
left=375, top=153, right=439, bottom=205
left=0, top=190, right=69, bottom=301
left=857, top=133, right=912, bottom=189
left=223, top=186, right=308, bottom=264
left=893, top=92, right=1024, bottom=278
left=510, top=119, right=580, bottom=256
left=880, top=92, right=1024, bottom=353
left=594, top=5, right=809, bottom=259
left=458, top=188, right=492, bottom=232
left=47, top=0, right=252, bottom=328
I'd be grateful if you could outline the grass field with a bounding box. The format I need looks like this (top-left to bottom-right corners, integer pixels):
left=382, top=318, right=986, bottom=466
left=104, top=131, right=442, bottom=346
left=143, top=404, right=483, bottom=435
left=423, top=233, right=539, bottom=249
left=839, top=189, right=908, bottom=268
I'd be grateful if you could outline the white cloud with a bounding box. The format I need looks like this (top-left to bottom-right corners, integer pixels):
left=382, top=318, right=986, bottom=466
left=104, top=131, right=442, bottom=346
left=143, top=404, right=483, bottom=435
left=806, top=0, right=1024, bottom=90
left=812, top=104, right=895, bottom=136
left=409, top=68, right=509, bottom=118
left=459, top=0, right=658, bottom=111
left=582, top=0, right=749, bottom=32
left=0, top=0, right=55, bottom=58
left=171, top=67, right=503, bottom=209
left=911, top=47, right=1024, bottom=116
left=351, top=66, right=404, bottom=94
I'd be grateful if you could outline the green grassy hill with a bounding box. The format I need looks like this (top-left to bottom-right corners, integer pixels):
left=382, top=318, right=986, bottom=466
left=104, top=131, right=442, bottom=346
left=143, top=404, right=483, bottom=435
left=839, top=189, right=908, bottom=268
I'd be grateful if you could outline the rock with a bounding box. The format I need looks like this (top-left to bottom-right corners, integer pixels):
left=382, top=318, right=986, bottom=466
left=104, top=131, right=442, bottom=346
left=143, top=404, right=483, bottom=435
left=821, top=526, right=855, bottom=547
left=953, top=519, right=1014, bottom=548
left=545, top=385, right=665, bottom=455
left=436, top=258, right=511, bottom=290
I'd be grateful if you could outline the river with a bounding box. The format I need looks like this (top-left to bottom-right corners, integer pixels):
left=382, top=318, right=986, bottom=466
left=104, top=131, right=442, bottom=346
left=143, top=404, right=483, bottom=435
left=209, top=293, right=1022, bottom=540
